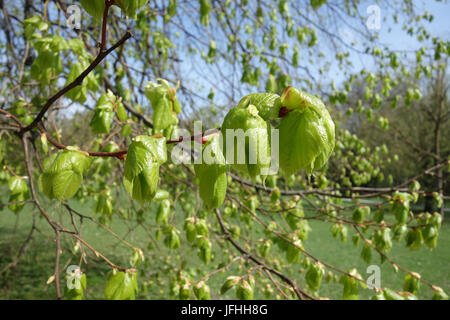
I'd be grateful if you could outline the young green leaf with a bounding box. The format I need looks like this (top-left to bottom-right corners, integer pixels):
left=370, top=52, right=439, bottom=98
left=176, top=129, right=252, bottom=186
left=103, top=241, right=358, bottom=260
left=80, top=0, right=105, bottom=21
left=123, top=135, right=167, bottom=203
left=200, top=0, right=211, bottom=26
left=194, top=135, right=228, bottom=211
left=279, top=88, right=335, bottom=175
left=52, top=170, right=82, bottom=201
left=193, top=281, right=211, bottom=300
left=90, top=92, right=116, bottom=134
left=339, top=270, right=360, bottom=300
left=116, top=101, right=128, bottom=122
left=221, top=104, right=271, bottom=180
left=65, top=272, right=87, bottom=300
left=104, top=270, right=138, bottom=300
left=220, top=276, right=240, bottom=295
left=236, top=93, right=282, bottom=121
left=115, top=0, right=148, bottom=18
left=156, top=199, right=171, bottom=224
left=432, top=287, right=448, bottom=300
left=8, top=176, right=29, bottom=213
left=236, top=279, right=254, bottom=300
left=38, top=148, right=91, bottom=201
left=403, top=272, right=420, bottom=294
left=305, top=262, right=325, bottom=292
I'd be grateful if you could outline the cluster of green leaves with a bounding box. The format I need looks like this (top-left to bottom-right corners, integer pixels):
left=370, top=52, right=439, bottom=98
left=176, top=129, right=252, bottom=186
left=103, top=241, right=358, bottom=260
left=192, top=87, right=334, bottom=212
left=145, top=79, right=181, bottom=136
left=221, top=276, right=255, bottom=300
left=183, top=216, right=212, bottom=264
left=368, top=275, right=448, bottom=300
left=24, top=15, right=89, bottom=89
left=332, top=129, right=395, bottom=189
left=168, top=270, right=213, bottom=300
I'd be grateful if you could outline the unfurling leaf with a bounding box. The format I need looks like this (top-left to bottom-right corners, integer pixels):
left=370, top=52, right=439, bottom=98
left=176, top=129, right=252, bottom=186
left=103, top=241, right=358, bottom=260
left=184, top=218, right=197, bottom=243
left=403, top=272, right=420, bottom=294
left=194, top=135, right=228, bottom=211
left=123, top=135, right=167, bottom=203
left=145, top=79, right=180, bottom=133
left=286, top=239, right=303, bottom=264
left=405, top=228, right=423, bottom=251
left=432, top=287, right=448, bottom=300
left=236, top=93, right=282, bottom=121
left=236, top=279, right=254, bottom=300
left=65, top=272, right=87, bottom=300
left=279, top=87, right=335, bottom=175
left=339, top=269, right=361, bottom=300
left=129, top=248, right=145, bottom=268
left=38, top=148, right=91, bottom=201
left=116, top=101, right=128, bottom=122
left=193, top=281, right=211, bottom=300
left=221, top=104, right=271, bottom=180
left=220, top=276, right=240, bottom=295
left=352, top=206, right=370, bottom=223
left=90, top=91, right=117, bottom=134
left=164, top=227, right=181, bottom=250
left=200, top=0, right=211, bottom=26
left=104, top=270, right=138, bottom=300
left=156, top=199, right=171, bottom=224
left=8, top=176, right=29, bottom=213
left=306, top=262, right=325, bottom=292
left=382, top=288, right=405, bottom=300
left=390, top=193, right=411, bottom=225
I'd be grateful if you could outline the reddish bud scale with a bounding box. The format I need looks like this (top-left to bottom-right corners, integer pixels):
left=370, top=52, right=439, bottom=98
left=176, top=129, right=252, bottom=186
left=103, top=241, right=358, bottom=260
left=278, top=107, right=292, bottom=118
left=282, top=86, right=292, bottom=98
left=118, top=154, right=126, bottom=160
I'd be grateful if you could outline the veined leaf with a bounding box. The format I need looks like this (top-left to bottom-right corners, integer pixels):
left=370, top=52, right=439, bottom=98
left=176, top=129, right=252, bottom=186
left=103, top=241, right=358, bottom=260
left=104, top=270, right=138, bottom=300
left=52, top=170, right=82, bottom=201
left=236, top=93, right=282, bottom=121
left=194, top=135, right=228, bottom=210
left=279, top=98, right=335, bottom=175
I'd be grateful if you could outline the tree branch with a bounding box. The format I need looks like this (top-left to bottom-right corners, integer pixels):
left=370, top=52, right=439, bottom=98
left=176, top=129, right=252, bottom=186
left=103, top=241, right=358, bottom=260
left=20, top=31, right=133, bottom=135
left=214, top=209, right=313, bottom=300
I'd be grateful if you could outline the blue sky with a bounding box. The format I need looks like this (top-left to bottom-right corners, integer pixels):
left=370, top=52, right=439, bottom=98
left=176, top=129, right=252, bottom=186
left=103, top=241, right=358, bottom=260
left=5, top=1, right=448, bottom=120
left=170, top=0, right=450, bottom=119
left=380, top=0, right=450, bottom=50
left=319, top=0, right=450, bottom=86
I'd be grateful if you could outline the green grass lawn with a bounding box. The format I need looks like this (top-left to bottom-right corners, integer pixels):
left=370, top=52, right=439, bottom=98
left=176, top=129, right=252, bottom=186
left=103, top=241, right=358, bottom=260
left=0, top=196, right=449, bottom=300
